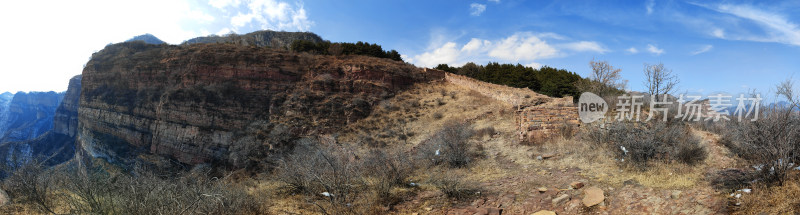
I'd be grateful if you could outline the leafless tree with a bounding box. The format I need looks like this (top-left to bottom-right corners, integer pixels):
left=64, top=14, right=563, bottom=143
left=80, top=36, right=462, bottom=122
left=578, top=59, right=627, bottom=97
left=643, top=63, right=679, bottom=100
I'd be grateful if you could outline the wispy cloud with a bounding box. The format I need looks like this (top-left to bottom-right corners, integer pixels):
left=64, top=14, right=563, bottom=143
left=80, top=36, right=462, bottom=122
left=690, top=45, right=713, bottom=55
left=470, top=3, right=486, bottom=16
left=560, top=41, right=608, bottom=53
left=488, top=0, right=501, bottom=3
left=645, top=0, right=655, bottom=15
left=647, top=44, right=664, bottom=55
left=693, top=3, right=800, bottom=46
left=626, top=47, right=639, bottom=54
left=412, top=32, right=605, bottom=68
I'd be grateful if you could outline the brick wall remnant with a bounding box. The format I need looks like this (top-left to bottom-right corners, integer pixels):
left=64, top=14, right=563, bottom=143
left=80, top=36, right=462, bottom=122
left=517, top=106, right=580, bottom=143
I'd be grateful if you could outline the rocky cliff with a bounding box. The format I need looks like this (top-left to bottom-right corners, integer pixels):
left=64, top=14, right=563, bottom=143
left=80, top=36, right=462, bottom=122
left=78, top=41, right=429, bottom=168
left=0, top=76, right=80, bottom=169
left=0, top=91, right=64, bottom=143
left=53, top=75, right=82, bottom=137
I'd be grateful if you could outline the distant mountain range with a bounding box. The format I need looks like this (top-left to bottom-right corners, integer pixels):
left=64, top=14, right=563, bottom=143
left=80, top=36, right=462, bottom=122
left=125, top=33, right=166, bottom=45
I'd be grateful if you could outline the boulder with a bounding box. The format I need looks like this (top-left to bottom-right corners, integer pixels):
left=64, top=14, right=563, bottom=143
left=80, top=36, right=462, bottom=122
left=537, top=187, right=548, bottom=193
left=0, top=188, right=9, bottom=206
left=582, top=187, right=605, bottom=207
left=532, top=210, right=556, bottom=215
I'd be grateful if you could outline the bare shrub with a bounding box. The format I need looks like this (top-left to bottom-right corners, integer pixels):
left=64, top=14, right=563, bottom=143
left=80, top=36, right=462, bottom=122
left=56, top=160, right=262, bottom=215
left=2, top=159, right=58, bottom=214
left=416, top=121, right=476, bottom=168
left=594, top=121, right=706, bottom=170
left=363, top=147, right=414, bottom=206
left=432, top=112, right=444, bottom=120
left=276, top=138, right=369, bottom=214
left=428, top=169, right=479, bottom=200
left=721, top=80, right=800, bottom=186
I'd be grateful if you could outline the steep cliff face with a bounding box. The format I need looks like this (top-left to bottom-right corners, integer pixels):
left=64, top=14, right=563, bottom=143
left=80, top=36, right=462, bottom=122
left=0, top=92, right=14, bottom=135
left=78, top=42, right=429, bottom=167
left=53, top=75, right=82, bottom=137
left=0, top=91, right=64, bottom=142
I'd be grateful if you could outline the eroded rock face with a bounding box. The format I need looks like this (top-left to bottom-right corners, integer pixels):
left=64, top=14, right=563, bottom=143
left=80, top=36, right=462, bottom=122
left=53, top=75, right=81, bottom=137
left=78, top=42, right=429, bottom=167
left=0, top=91, right=64, bottom=143
left=0, top=75, right=80, bottom=170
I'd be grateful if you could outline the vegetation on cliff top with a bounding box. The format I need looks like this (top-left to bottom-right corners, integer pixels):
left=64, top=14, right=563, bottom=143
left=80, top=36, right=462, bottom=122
left=290, top=40, right=403, bottom=62
left=435, top=62, right=584, bottom=98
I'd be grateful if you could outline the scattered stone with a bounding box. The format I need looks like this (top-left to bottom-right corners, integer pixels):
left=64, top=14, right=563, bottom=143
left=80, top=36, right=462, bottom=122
left=486, top=207, right=503, bottom=215
left=412, top=213, right=419, bottom=215
left=541, top=152, right=556, bottom=159
left=0, top=188, right=8, bottom=206
left=569, top=181, right=584, bottom=189
left=553, top=194, right=571, bottom=206
left=532, top=210, right=556, bottom=215
left=582, top=187, right=605, bottom=207
left=537, top=187, right=548, bottom=193
left=425, top=207, right=432, bottom=211
left=671, top=190, right=682, bottom=199
left=738, top=188, right=752, bottom=193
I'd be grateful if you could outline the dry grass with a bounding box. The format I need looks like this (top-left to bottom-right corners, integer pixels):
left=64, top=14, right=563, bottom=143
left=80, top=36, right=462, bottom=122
left=736, top=177, right=800, bottom=214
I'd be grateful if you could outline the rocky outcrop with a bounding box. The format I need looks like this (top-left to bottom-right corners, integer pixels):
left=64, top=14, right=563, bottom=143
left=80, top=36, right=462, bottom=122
left=53, top=75, right=81, bottom=137
left=78, top=42, right=429, bottom=167
left=0, top=91, right=64, bottom=143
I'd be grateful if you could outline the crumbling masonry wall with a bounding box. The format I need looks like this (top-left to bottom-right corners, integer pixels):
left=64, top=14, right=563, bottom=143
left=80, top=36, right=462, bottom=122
left=516, top=106, right=579, bottom=143
left=427, top=69, right=579, bottom=143
left=444, top=72, right=550, bottom=107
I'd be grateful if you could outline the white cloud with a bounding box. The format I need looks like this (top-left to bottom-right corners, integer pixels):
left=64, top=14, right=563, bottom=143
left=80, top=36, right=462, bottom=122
left=412, top=32, right=604, bottom=68
left=488, top=0, right=501, bottom=3
left=646, top=0, right=655, bottom=15
left=647, top=44, right=664, bottom=55
left=690, top=45, right=713, bottom=55
left=209, top=0, right=241, bottom=10
left=561, top=41, right=608, bottom=53
left=461, top=38, right=491, bottom=52
left=488, top=32, right=558, bottom=62
left=470, top=3, right=486, bottom=16
left=696, top=3, right=800, bottom=46
left=626, top=47, right=639, bottom=54
left=413, top=42, right=462, bottom=67
left=230, top=0, right=313, bottom=31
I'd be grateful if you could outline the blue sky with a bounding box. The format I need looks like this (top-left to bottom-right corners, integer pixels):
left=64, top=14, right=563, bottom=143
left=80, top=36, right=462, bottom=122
left=1, top=0, right=799, bottom=100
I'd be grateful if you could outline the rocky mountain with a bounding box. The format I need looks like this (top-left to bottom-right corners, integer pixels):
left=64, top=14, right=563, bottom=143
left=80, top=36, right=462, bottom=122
left=0, top=91, right=64, bottom=143
left=77, top=41, right=431, bottom=169
left=182, top=30, right=323, bottom=49
left=0, top=92, right=14, bottom=135
left=0, top=76, right=79, bottom=170
left=125, top=34, right=166, bottom=45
